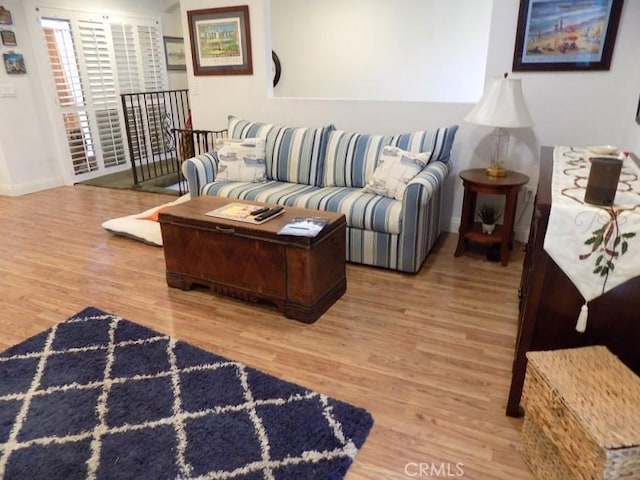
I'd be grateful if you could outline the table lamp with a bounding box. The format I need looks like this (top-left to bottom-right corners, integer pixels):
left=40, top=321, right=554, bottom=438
left=465, top=73, right=533, bottom=177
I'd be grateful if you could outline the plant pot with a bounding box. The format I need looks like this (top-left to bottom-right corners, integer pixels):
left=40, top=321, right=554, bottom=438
left=482, top=223, right=495, bottom=235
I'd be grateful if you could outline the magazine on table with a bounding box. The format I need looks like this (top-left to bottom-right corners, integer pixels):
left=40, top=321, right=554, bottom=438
left=205, top=202, right=284, bottom=224
left=277, top=217, right=329, bottom=237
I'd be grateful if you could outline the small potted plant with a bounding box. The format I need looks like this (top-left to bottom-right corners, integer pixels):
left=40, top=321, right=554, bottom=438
left=478, top=204, right=501, bottom=234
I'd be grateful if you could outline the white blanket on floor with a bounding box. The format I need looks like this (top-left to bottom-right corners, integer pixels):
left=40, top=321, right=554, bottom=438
left=101, top=194, right=190, bottom=246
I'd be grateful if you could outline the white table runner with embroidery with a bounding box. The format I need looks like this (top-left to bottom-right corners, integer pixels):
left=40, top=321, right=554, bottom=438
left=543, top=146, right=640, bottom=332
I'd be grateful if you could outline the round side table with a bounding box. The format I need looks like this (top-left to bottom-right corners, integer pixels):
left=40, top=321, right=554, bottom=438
left=454, top=168, right=529, bottom=266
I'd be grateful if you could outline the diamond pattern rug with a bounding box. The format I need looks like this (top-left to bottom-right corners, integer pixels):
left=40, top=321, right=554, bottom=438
left=0, top=307, right=373, bottom=479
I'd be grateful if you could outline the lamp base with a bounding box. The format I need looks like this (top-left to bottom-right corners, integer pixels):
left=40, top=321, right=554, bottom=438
left=486, top=165, right=509, bottom=177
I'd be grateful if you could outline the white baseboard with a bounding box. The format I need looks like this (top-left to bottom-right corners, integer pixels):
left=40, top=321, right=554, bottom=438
left=0, top=177, right=64, bottom=197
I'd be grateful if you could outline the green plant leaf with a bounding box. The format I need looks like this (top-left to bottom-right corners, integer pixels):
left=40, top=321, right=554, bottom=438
left=622, top=241, right=628, bottom=254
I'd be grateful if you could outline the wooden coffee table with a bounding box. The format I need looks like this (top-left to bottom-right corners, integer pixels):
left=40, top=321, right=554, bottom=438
left=158, top=196, right=346, bottom=323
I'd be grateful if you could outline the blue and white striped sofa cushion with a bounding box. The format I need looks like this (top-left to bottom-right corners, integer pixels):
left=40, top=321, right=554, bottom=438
left=200, top=180, right=402, bottom=234
left=227, top=116, right=333, bottom=186
left=323, top=126, right=458, bottom=188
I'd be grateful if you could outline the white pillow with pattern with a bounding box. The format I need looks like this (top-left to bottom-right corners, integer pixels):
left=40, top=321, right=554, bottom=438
left=363, top=146, right=431, bottom=200
left=216, top=138, right=267, bottom=182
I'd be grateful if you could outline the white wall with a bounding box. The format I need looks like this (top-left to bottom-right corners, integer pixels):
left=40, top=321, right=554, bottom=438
left=0, top=0, right=63, bottom=196
left=162, top=2, right=188, bottom=90
left=182, top=0, right=640, bottom=240
left=271, top=0, right=492, bottom=102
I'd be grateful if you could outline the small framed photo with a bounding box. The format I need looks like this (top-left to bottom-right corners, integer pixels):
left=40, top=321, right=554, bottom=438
left=187, top=5, right=253, bottom=76
left=1, top=29, right=16, bottom=46
left=163, top=36, right=186, bottom=71
left=3, top=52, right=26, bottom=74
left=0, top=6, right=11, bottom=25
left=513, top=0, right=623, bottom=71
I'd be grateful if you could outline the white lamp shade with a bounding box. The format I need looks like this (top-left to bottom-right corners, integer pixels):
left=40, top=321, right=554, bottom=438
left=465, top=77, right=534, bottom=128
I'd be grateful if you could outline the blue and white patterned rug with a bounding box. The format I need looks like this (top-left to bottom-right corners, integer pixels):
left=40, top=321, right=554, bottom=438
left=0, top=307, right=373, bottom=479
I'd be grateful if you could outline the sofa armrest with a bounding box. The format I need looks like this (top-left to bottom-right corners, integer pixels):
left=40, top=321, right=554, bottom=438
left=396, top=160, right=451, bottom=272
left=403, top=160, right=450, bottom=209
left=181, top=151, right=218, bottom=198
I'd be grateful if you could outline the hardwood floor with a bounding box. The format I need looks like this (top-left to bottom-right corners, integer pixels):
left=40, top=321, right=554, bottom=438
left=0, top=185, right=533, bottom=479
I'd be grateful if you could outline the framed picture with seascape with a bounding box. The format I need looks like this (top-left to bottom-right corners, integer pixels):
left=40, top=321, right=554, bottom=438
left=512, top=0, right=624, bottom=71
left=187, top=5, right=253, bottom=76
left=3, top=52, right=26, bottom=74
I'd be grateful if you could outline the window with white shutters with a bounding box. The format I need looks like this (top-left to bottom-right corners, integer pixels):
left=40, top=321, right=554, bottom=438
left=38, top=8, right=166, bottom=180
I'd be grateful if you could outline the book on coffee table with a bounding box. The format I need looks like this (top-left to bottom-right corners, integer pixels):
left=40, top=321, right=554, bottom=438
left=205, top=202, right=284, bottom=224
left=277, top=217, right=329, bottom=237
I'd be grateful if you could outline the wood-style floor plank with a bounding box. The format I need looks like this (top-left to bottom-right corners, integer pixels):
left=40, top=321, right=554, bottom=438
left=0, top=185, right=533, bottom=479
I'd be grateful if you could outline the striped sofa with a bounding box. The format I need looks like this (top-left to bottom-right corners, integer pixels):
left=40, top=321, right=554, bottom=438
left=183, top=116, right=458, bottom=273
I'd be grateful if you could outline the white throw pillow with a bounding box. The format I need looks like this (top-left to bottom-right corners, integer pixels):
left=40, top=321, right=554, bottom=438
left=216, top=138, right=267, bottom=182
left=363, top=146, right=431, bottom=200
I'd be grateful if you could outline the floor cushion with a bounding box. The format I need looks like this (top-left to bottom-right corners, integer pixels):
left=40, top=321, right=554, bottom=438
left=101, top=194, right=190, bottom=246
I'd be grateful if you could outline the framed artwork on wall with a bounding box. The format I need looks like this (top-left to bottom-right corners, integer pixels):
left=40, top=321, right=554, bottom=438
left=3, top=52, right=26, bottom=74
left=512, top=0, right=624, bottom=71
left=1, top=29, right=16, bottom=46
left=187, top=5, right=252, bottom=76
left=0, top=6, right=12, bottom=25
left=163, top=36, right=186, bottom=71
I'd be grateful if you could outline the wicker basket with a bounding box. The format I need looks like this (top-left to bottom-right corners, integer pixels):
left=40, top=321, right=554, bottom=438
left=520, top=416, right=576, bottom=479
left=520, top=346, right=640, bottom=479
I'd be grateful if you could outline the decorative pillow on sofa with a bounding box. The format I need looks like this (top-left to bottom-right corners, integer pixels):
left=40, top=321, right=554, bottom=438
left=363, top=146, right=431, bottom=201
left=227, top=115, right=334, bottom=186
left=323, top=125, right=458, bottom=188
left=216, top=138, right=267, bottom=182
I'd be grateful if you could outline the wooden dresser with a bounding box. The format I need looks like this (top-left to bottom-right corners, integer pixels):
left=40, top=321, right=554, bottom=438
left=506, top=146, right=640, bottom=417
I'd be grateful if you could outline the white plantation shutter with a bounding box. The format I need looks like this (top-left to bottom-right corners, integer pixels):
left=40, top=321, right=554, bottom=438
left=137, top=24, right=164, bottom=92
left=110, top=23, right=139, bottom=94
left=42, top=19, right=98, bottom=175
left=38, top=7, right=167, bottom=180
left=77, top=19, right=126, bottom=169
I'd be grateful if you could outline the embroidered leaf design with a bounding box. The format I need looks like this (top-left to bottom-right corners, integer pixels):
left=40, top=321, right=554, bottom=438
left=580, top=209, right=635, bottom=289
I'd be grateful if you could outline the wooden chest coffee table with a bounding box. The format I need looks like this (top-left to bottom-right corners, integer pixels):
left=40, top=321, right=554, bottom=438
left=158, top=196, right=346, bottom=323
